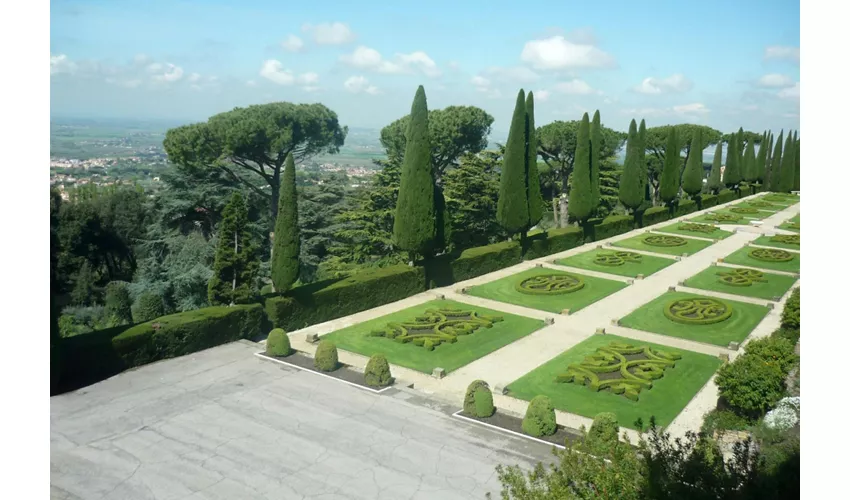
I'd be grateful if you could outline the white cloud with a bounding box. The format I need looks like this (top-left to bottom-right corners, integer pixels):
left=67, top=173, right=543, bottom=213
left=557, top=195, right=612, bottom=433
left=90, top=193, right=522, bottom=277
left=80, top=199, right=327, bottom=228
left=50, top=53, right=76, bottom=75
left=756, top=73, right=793, bottom=88
left=470, top=76, right=490, bottom=90
left=778, top=82, right=800, bottom=100
left=483, top=66, right=540, bottom=84
left=259, top=60, right=320, bottom=89
left=302, top=22, right=355, bottom=45
left=151, top=63, right=184, bottom=83
left=534, top=90, right=550, bottom=102
left=339, top=46, right=441, bottom=77
left=634, top=74, right=692, bottom=94
left=281, top=34, right=304, bottom=52
left=621, top=102, right=710, bottom=117
left=764, top=45, right=800, bottom=64
left=188, top=72, right=201, bottom=83
left=520, top=35, right=616, bottom=70
left=343, top=75, right=379, bottom=95
left=553, top=79, right=601, bottom=95
left=672, top=103, right=709, bottom=114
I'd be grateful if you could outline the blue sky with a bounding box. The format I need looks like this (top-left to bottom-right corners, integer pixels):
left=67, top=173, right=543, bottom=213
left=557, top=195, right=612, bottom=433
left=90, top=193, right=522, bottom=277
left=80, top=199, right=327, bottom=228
left=50, top=0, right=801, bottom=137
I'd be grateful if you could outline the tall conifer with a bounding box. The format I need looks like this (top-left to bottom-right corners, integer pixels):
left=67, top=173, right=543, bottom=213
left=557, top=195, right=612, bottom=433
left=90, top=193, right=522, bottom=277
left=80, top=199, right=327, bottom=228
left=778, top=131, right=796, bottom=192
left=568, top=113, right=593, bottom=221
left=637, top=119, right=648, bottom=203
left=769, top=130, right=784, bottom=192
left=682, top=129, right=704, bottom=197
left=497, top=90, right=530, bottom=234
left=794, top=138, right=800, bottom=191
left=659, top=126, right=681, bottom=204
left=271, top=153, right=300, bottom=292
left=589, top=110, right=602, bottom=213
left=764, top=132, right=775, bottom=187
left=743, top=138, right=757, bottom=184
left=208, top=192, right=258, bottom=305
left=707, top=141, right=723, bottom=194
left=525, top=91, right=543, bottom=226
left=618, top=120, right=642, bottom=212
left=724, top=133, right=741, bottom=188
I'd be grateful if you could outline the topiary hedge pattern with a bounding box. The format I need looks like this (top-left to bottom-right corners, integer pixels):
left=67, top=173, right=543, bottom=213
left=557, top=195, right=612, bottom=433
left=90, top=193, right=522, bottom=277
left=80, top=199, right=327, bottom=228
left=703, top=213, right=741, bottom=223
left=643, top=234, right=688, bottom=247
left=369, top=308, right=503, bottom=350
left=314, top=340, right=339, bottom=372
left=364, top=353, right=394, bottom=387
left=522, top=395, right=557, bottom=437
left=664, top=297, right=733, bottom=325
left=266, top=328, right=291, bottom=356
left=716, top=268, right=767, bottom=287
left=748, top=201, right=777, bottom=209
left=771, top=234, right=799, bottom=245
left=473, top=387, right=495, bottom=418
left=678, top=222, right=718, bottom=234
left=593, top=251, right=642, bottom=267
left=729, top=206, right=760, bottom=215
left=555, top=342, right=681, bottom=401
left=516, top=273, right=585, bottom=295
left=749, top=248, right=794, bottom=262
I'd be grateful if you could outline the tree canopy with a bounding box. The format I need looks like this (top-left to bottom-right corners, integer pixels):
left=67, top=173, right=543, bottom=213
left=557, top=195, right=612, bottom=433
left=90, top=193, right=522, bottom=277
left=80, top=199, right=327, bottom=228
left=643, top=124, right=722, bottom=200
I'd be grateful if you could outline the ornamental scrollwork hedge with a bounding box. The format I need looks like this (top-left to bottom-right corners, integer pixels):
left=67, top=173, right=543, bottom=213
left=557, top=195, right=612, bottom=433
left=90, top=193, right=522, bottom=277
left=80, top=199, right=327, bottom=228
left=516, top=273, right=586, bottom=295
left=717, top=268, right=767, bottom=287
left=703, top=213, right=741, bottom=223
left=748, top=201, right=777, bottom=209
left=749, top=248, right=795, bottom=262
left=664, top=297, right=733, bottom=325
left=368, top=308, right=503, bottom=350
left=677, top=222, right=718, bottom=234
left=770, top=234, right=799, bottom=245
left=555, top=342, right=682, bottom=401
left=643, top=235, right=688, bottom=247
left=729, top=207, right=760, bottom=214
left=594, top=251, right=642, bottom=267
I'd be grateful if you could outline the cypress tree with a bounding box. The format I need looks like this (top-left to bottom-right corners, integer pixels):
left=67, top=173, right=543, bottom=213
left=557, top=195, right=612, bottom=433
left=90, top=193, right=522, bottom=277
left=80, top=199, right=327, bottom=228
left=707, top=141, right=723, bottom=194
left=682, top=129, right=704, bottom=197
left=618, top=119, right=643, bottom=212
left=525, top=91, right=543, bottom=226
left=794, top=139, right=800, bottom=191
left=764, top=132, right=775, bottom=188
left=724, top=133, right=741, bottom=188
left=497, top=90, right=530, bottom=234
left=736, top=127, right=745, bottom=172
left=208, top=191, right=259, bottom=305
left=568, top=113, right=593, bottom=222
left=659, top=126, right=681, bottom=204
left=589, top=110, right=602, bottom=213
left=637, top=119, right=648, bottom=203
left=743, top=137, right=757, bottom=184
left=755, top=131, right=768, bottom=184
left=271, top=153, right=300, bottom=292
left=393, top=85, right=437, bottom=258
left=769, top=130, right=784, bottom=192
left=778, top=131, right=796, bottom=192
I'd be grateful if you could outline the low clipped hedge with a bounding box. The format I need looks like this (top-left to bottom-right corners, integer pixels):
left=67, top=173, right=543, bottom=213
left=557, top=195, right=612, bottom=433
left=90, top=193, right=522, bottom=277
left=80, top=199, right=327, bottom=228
left=56, top=323, right=134, bottom=393
left=717, top=189, right=738, bottom=205
left=701, top=194, right=718, bottom=208
left=524, top=226, right=584, bottom=260
left=112, top=304, right=266, bottom=368
left=591, top=215, right=634, bottom=241
left=674, top=199, right=698, bottom=217
left=640, top=206, right=672, bottom=227
left=264, top=264, right=426, bottom=331
left=449, top=241, right=522, bottom=283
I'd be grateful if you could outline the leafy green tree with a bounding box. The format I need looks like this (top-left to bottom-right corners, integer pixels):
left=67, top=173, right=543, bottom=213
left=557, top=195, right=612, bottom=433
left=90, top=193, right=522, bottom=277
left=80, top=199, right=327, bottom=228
left=743, top=137, right=757, bottom=184
left=618, top=119, right=643, bottom=213
left=70, top=261, right=98, bottom=306
left=793, top=139, right=800, bottom=191
left=568, top=113, right=593, bottom=222
left=537, top=119, right=627, bottom=194
left=525, top=92, right=543, bottom=227
left=658, top=126, right=681, bottom=204
left=682, top=129, right=704, bottom=197
left=723, top=131, right=741, bottom=189
left=163, top=102, right=347, bottom=232
left=778, top=131, right=796, bottom=192
left=590, top=110, right=602, bottom=214
left=208, top=192, right=259, bottom=305
left=443, top=150, right=506, bottom=248
left=707, top=142, right=724, bottom=194
left=769, top=130, right=784, bottom=192
left=104, top=281, right=133, bottom=324
left=271, top=153, right=300, bottom=292
left=715, top=354, right=787, bottom=417
left=644, top=124, right=722, bottom=201
left=497, top=90, right=531, bottom=235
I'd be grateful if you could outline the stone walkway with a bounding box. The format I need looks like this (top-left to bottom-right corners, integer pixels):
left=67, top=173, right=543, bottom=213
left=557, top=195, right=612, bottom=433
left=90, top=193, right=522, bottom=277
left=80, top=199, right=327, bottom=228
left=281, top=194, right=800, bottom=442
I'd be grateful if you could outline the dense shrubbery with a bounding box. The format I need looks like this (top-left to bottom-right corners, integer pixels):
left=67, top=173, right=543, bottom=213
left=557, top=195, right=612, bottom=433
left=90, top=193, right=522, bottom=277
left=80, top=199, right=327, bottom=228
left=781, top=288, right=800, bottom=330
left=640, top=206, right=671, bottom=227
left=364, top=353, right=393, bottom=387
left=444, top=241, right=522, bottom=284
left=524, top=226, right=584, bottom=260
left=522, top=395, right=557, bottom=437
left=700, top=409, right=752, bottom=436
left=314, top=340, right=339, bottom=372
left=104, top=281, right=133, bottom=324
left=742, top=336, right=797, bottom=372
left=715, top=352, right=787, bottom=417
left=265, top=328, right=291, bottom=357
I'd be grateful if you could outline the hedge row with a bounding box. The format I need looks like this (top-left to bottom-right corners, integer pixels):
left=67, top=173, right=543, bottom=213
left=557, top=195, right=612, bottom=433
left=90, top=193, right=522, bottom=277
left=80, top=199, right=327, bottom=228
left=525, top=226, right=584, bottom=260
left=640, top=206, right=672, bottom=227
left=717, top=189, right=738, bottom=205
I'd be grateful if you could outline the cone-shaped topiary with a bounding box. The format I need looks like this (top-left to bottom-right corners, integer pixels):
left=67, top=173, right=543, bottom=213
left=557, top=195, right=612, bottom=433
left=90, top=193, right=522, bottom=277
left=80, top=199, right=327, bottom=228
left=522, top=395, right=557, bottom=437
left=590, top=110, right=602, bottom=213
left=743, top=137, right=757, bottom=184
left=618, top=119, right=643, bottom=212
left=393, top=85, right=437, bottom=258
left=568, top=113, right=593, bottom=222
left=464, top=380, right=490, bottom=414
left=778, top=131, right=795, bottom=193
left=637, top=119, right=648, bottom=203
left=473, top=387, right=495, bottom=418
left=682, top=129, right=704, bottom=197
left=755, top=131, right=768, bottom=184
left=526, top=91, right=543, bottom=227
left=134, top=292, right=166, bottom=323
left=586, top=412, right=620, bottom=452
left=723, top=132, right=741, bottom=188
left=659, top=126, right=681, bottom=204
left=271, top=153, right=300, bottom=292
left=364, top=353, right=394, bottom=387
left=266, top=328, right=291, bottom=357
left=736, top=128, right=745, bottom=171
left=707, top=141, right=723, bottom=194
left=764, top=132, right=775, bottom=188
left=769, top=130, right=784, bottom=192
left=105, top=281, right=133, bottom=324
left=314, top=340, right=339, bottom=372
left=498, top=90, right=530, bottom=234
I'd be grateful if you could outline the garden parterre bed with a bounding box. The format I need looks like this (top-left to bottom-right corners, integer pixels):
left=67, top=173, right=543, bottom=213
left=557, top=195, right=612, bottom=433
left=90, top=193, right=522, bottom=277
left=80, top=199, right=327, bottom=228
left=683, top=266, right=798, bottom=301
left=722, top=246, right=800, bottom=273
left=610, top=233, right=714, bottom=256
left=653, top=222, right=734, bottom=240
left=554, top=248, right=675, bottom=278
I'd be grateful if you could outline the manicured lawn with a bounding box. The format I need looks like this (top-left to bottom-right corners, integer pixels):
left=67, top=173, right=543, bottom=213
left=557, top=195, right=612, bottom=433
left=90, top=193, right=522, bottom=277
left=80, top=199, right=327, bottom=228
left=466, top=268, right=628, bottom=314
left=778, top=222, right=800, bottom=233
left=618, top=291, right=770, bottom=346
left=722, top=246, right=800, bottom=273
left=761, top=195, right=799, bottom=206
left=790, top=213, right=800, bottom=223
left=738, top=201, right=784, bottom=212
left=715, top=208, right=770, bottom=220
left=683, top=266, right=798, bottom=300
left=505, top=334, right=722, bottom=429
left=554, top=248, right=675, bottom=278
left=752, top=234, right=800, bottom=250
left=654, top=222, right=734, bottom=240
left=689, top=214, right=751, bottom=225
left=321, top=299, right=544, bottom=374
left=611, top=233, right=714, bottom=256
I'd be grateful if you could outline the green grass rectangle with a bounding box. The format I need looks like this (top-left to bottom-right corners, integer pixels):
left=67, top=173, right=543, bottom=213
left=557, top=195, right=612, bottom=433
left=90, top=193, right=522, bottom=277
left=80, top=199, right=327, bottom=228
left=716, top=209, right=770, bottom=220
left=683, top=266, right=798, bottom=300
left=466, top=268, right=628, bottom=314
left=610, top=233, right=714, bottom=256
left=688, top=214, right=751, bottom=225
left=505, top=334, right=722, bottom=429
left=321, top=299, right=544, bottom=374
left=722, top=246, right=800, bottom=273
left=554, top=248, right=675, bottom=278
left=619, top=291, right=770, bottom=346
left=752, top=235, right=800, bottom=250
left=738, top=202, right=784, bottom=212
left=654, top=222, right=734, bottom=240
left=778, top=222, right=800, bottom=233
left=790, top=213, right=800, bottom=223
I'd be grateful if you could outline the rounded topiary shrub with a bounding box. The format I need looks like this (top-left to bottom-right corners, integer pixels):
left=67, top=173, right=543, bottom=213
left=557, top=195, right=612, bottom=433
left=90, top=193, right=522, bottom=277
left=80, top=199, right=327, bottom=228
left=586, top=412, right=620, bottom=452
left=464, top=380, right=490, bottom=414
left=265, top=328, right=291, bottom=357
left=522, top=395, right=557, bottom=437
left=133, top=292, right=166, bottom=323
left=473, top=387, right=495, bottom=418
left=364, top=354, right=394, bottom=387
left=314, top=340, right=339, bottom=372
